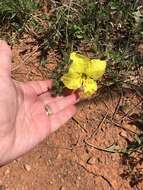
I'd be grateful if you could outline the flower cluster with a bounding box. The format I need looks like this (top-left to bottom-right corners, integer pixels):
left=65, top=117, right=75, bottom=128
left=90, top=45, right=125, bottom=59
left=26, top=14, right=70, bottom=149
left=61, top=52, right=106, bottom=96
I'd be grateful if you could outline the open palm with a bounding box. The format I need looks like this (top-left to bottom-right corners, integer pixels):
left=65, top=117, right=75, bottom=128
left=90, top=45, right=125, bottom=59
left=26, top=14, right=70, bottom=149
left=0, top=41, right=77, bottom=165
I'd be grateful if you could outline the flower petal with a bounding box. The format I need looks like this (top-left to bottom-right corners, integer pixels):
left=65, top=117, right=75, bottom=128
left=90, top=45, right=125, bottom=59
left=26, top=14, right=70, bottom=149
left=82, top=77, right=97, bottom=96
left=86, top=59, right=106, bottom=80
left=69, top=52, right=90, bottom=74
left=61, top=72, right=82, bottom=90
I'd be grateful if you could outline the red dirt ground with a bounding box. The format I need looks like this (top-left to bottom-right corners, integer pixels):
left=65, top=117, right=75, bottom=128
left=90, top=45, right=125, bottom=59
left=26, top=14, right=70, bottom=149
left=0, top=35, right=143, bottom=190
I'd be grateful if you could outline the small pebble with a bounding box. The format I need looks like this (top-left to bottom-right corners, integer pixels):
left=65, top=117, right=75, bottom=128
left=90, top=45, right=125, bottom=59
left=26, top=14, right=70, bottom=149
left=60, top=187, right=65, bottom=190
left=87, top=157, right=96, bottom=165
left=4, top=168, right=10, bottom=175
left=119, top=131, right=128, bottom=139
left=24, top=164, right=31, bottom=172
left=56, top=154, right=62, bottom=160
left=119, top=131, right=133, bottom=142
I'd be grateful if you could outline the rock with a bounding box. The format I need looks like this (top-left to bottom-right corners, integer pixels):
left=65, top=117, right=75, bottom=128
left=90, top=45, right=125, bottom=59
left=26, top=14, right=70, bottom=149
left=120, top=131, right=128, bottom=138
left=87, top=157, right=96, bottom=165
left=56, top=154, right=62, bottom=160
left=24, top=164, right=31, bottom=172
left=60, top=187, right=65, bottom=190
left=119, top=131, right=133, bottom=142
left=4, top=168, right=10, bottom=175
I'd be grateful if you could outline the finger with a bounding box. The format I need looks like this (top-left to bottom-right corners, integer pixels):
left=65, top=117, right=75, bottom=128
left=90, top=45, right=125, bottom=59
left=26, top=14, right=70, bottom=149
left=31, top=105, right=76, bottom=142
left=23, top=80, right=53, bottom=95
left=41, top=93, right=77, bottom=114
left=0, top=40, right=12, bottom=76
left=38, top=92, right=64, bottom=104
left=48, top=105, right=76, bottom=133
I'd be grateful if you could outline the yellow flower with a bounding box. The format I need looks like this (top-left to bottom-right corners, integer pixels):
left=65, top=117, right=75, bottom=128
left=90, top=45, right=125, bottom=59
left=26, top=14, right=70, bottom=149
left=61, top=52, right=106, bottom=96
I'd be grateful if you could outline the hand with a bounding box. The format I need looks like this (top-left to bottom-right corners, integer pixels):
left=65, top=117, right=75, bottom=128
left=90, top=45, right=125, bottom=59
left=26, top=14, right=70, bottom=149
left=0, top=40, right=77, bottom=165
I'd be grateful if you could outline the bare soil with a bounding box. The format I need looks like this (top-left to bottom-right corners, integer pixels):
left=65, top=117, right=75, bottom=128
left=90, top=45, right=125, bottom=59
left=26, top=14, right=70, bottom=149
left=0, top=35, right=143, bottom=190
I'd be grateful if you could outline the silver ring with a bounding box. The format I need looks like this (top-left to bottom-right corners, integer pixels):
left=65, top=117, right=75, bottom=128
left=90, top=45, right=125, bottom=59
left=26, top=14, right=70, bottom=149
left=45, top=104, right=53, bottom=116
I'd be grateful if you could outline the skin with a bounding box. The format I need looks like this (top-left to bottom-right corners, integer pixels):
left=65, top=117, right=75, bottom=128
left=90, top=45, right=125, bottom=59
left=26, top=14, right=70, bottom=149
left=0, top=40, right=77, bottom=166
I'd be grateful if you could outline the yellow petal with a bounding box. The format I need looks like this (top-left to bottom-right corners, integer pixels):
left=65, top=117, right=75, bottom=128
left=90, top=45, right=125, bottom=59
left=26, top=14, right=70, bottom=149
left=82, top=77, right=97, bottom=96
left=69, top=52, right=90, bottom=74
left=61, top=72, right=82, bottom=90
left=86, top=59, right=106, bottom=80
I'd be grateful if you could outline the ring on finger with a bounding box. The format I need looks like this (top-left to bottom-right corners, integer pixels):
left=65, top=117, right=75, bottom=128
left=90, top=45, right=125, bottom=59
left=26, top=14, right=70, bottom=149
left=45, top=104, right=53, bottom=116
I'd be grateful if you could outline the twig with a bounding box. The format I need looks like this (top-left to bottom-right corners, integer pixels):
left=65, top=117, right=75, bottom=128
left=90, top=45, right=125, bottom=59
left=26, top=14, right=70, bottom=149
left=135, top=185, right=141, bottom=190
left=102, top=100, right=110, bottom=111
left=11, top=63, right=23, bottom=72
left=131, top=85, right=143, bottom=100
left=111, top=91, right=123, bottom=120
left=84, top=140, right=120, bottom=154
left=47, top=144, right=73, bottom=150
left=72, top=117, right=88, bottom=133
left=123, top=83, right=143, bottom=100
left=75, top=162, right=114, bottom=190
left=86, top=112, right=108, bottom=141
left=106, top=116, right=137, bottom=134
left=24, top=48, right=38, bottom=64
left=107, top=86, right=115, bottom=114
left=75, top=161, right=97, bottom=177
left=12, top=48, right=38, bottom=72
left=120, top=101, right=143, bottom=122
left=101, top=175, right=115, bottom=190
left=47, top=135, right=80, bottom=151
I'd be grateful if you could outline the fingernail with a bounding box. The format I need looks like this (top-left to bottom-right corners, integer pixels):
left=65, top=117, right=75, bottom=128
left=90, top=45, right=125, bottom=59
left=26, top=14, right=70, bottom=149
left=75, top=91, right=80, bottom=103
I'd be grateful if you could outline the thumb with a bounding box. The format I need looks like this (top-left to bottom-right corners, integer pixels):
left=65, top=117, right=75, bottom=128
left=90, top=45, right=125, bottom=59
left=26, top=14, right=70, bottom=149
left=0, top=40, right=12, bottom=76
